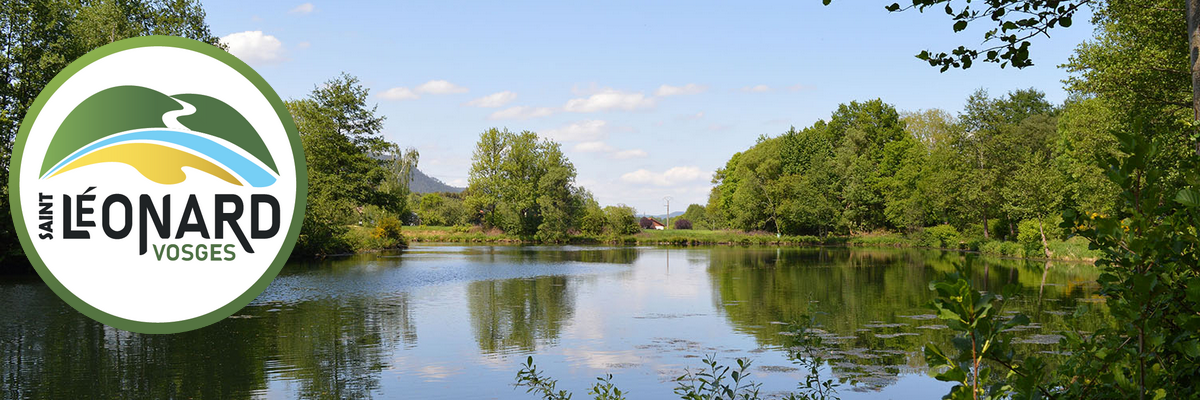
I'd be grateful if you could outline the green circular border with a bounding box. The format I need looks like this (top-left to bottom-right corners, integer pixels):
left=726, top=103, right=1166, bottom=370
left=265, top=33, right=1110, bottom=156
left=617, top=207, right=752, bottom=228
left=7, top=36, right=308, bottom=334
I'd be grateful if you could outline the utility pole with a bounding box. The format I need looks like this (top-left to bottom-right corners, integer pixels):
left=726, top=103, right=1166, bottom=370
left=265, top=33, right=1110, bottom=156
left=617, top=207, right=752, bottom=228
left=663, top=196, right=673, bottom=230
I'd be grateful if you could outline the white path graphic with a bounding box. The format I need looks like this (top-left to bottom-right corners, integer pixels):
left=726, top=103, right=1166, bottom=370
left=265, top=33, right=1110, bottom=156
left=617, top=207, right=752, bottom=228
left=161, top=97, right=196, bottom=131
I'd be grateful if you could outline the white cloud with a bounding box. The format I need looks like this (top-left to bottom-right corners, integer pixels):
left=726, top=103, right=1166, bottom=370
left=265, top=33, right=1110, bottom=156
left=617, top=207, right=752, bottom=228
left=543, top=119, right=608, bottom=142
left=296, top=41, right=311, bottom=49
left=655, top=83, right=707, bottom=97
left=289, top=3, right=315, bottom=14
left=741, top=84, right=772, bottom=93
left=563, top=89, right=656, bottom=112
left=573, top=141, right=615, bottom=153
left=613, top=149, right=648, bottom=159
left=676, top=111, right=705, bottom=121
left=378, top=87, right=419, bottom=100
left=786, top=84, right=814, bottom=91
left=465, top=91, right=517, bottom=108
left=415, top=80, right=469, bottom=94
left=620, top=166, right=707, bottom=186
left=220, top=31, right=285, bottom=66
left=489, top=106, right=555, bottom=120
left=569, top=140, right=646, bottom=159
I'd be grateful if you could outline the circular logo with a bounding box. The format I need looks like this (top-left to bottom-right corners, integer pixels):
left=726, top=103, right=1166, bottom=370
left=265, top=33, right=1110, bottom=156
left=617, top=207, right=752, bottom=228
left=8, top=36, right=307, bottom=334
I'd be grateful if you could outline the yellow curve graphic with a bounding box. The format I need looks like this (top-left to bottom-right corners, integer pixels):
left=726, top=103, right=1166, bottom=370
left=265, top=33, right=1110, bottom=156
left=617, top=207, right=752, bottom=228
left=48, top=142, right=242, bottom=186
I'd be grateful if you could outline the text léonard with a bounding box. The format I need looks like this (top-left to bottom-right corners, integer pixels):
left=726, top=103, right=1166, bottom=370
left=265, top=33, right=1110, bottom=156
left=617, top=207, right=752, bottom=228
left=36, top=187, right=280, bottom=261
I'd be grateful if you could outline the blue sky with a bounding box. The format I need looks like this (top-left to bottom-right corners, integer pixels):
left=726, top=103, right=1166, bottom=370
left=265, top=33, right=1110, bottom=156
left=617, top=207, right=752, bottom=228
left=203, top=1, right=1096, bottom=214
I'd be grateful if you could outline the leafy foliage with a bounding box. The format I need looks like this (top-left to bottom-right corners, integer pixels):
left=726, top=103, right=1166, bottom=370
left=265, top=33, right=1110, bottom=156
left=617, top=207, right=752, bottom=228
left=673, top=355, right=761, bottom=400
left=288, top=74, right=415, bottom=257
left=1057, top=128, right=1200, bottom=397
left=923, top=271, right=1049, bottom=400
left=824, top=0, right=1092, bottom=71
left=707, top=90, right=1093, bottom=255
left=514, top=356, right=573, bottom=400
left=464, top=128, right=585, bottom=241
left=603, top=205, right=641, bottom=235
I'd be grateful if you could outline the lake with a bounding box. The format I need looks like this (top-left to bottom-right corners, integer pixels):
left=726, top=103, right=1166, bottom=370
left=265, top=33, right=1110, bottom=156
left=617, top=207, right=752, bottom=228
left=0, top=245, right=1105, bottom=399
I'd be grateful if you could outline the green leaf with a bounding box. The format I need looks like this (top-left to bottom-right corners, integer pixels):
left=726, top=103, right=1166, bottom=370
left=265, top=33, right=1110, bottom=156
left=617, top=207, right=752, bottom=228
left=1059, top=16, right=1072, bottom=27
left=1174, top=188, right=1200, bottom=208
left=953, top=20, right=968, bottom=32
left=886, top=3, right=900, bottom=12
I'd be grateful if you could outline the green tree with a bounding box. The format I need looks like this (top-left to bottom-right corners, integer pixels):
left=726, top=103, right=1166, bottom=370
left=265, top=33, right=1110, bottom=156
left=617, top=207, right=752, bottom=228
left=417, top=193, right=447, bottom=226
left=1063, top=0, right=1194, bottom=192
left=602, top=204, right=639, bottom=235
left=1002, top=154, right=1066, bottom=258
left=956, top=88, right=1055, bottom=239
left=464, top=128, right=580, bottom=239
left=827, top=99, right=907, bottom=233
left=288, top=74, right=411, bottom=257
left=577, top=192, right=607, bottom=236
left=678, top=204, right=710, bottom=230
left=1056, top=98, right=1122, bottom=217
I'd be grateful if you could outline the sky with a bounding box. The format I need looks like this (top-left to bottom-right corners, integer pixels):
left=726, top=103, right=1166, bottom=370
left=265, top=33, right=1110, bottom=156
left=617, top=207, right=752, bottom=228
left=201, top=1, right=1097, bottom=215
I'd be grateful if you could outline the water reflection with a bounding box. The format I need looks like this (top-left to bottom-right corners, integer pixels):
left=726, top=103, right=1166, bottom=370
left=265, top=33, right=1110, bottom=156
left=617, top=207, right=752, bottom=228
left=469, top=276, right=573, bottom=354
left=706, top=247, right=1106, bottom=389
left=1, top=245, right=1103, bottom=399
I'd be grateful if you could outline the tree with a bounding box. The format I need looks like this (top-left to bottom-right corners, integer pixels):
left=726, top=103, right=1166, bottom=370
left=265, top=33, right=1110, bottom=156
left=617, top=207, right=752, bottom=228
left=417, top=193, right=447, bottom=226
left=1056, top=97, right=1121, bottom=216
left=828, top=99, right=908, bottom=233
left=831, top=0, right=1200, bottom=156
left=1002, top=154, right=1066, bottom=258
left=678, top=204, right=709, bottom=230
left=288, top=74, right=410, bottom=257
left=956, top=88, right=1056, bottom=239
left=577, top=191, right=607, bottom=236
left=0, top=0, right=221, bottom=267
left=603, top=205, right=639, bottom=235
left=464, top=128, right=580, bottom=240
left=1063, top=0, right=1194, bottom=190
left=673, top=219, right=692, bottom=230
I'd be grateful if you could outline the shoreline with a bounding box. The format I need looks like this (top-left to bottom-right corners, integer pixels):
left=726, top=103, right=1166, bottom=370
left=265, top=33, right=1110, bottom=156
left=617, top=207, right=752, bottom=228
left=400, top=227, right=1099, bottom=263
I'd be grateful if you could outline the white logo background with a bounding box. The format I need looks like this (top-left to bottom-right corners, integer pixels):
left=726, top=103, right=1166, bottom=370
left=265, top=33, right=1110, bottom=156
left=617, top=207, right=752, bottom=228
left=18, top=46, right=298, bottom=324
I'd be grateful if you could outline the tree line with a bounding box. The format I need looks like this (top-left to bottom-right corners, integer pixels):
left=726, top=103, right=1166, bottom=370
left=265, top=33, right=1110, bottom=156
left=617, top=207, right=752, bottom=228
left=697, top=89, right=1111, bottom=257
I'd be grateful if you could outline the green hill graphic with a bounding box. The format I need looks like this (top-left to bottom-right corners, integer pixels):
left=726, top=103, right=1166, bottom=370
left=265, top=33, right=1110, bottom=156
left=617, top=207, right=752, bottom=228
left=39, top=85, right=278, bottom=176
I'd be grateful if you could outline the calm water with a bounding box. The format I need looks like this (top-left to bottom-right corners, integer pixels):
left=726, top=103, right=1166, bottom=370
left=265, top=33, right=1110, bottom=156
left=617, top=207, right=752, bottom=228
left=1, top=245, right=1105, bottom=399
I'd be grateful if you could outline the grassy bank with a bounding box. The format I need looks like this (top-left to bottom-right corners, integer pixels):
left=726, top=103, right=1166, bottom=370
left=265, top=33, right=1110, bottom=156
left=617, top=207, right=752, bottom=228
left=401, top=226, right=1100, bottom=262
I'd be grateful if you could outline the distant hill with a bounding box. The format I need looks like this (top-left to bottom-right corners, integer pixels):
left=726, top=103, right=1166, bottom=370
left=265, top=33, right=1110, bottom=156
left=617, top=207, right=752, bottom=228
left=645, top=211, right=685, bottom=220
left=409, top=168, right=464, bottom=194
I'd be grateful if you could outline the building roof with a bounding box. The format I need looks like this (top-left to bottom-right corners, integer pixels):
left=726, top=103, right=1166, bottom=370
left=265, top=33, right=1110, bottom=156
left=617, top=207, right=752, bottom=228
left=640, top=217, right=665, bottom=227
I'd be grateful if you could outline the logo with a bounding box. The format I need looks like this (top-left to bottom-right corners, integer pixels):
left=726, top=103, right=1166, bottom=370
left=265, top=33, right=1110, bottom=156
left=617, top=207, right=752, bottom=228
left=8, top=36, right=307, bottom=334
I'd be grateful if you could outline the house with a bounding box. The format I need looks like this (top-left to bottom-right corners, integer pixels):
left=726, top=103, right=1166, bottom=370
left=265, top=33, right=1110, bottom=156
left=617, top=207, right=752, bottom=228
left=639, top=217, right=666, bottom=230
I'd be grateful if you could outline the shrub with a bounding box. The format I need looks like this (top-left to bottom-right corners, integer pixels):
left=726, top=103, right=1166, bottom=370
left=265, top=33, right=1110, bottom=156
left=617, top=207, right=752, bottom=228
left=638, top=217, right=660, bottom=230
left=918, top=224, right=960, bottom=248
left=1016, top=219, right=1045, bottom=257
left=579, top=206, right=607, bottom=235
left=673, top=218, right=692, bottom=230
left=372, top=216, right=404, bottom=243
left=604, top=205, right=640, bottom=235
left=1045, top=236, right=1099, bottom=260
left=979, top=240, right=1025, bottom=257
